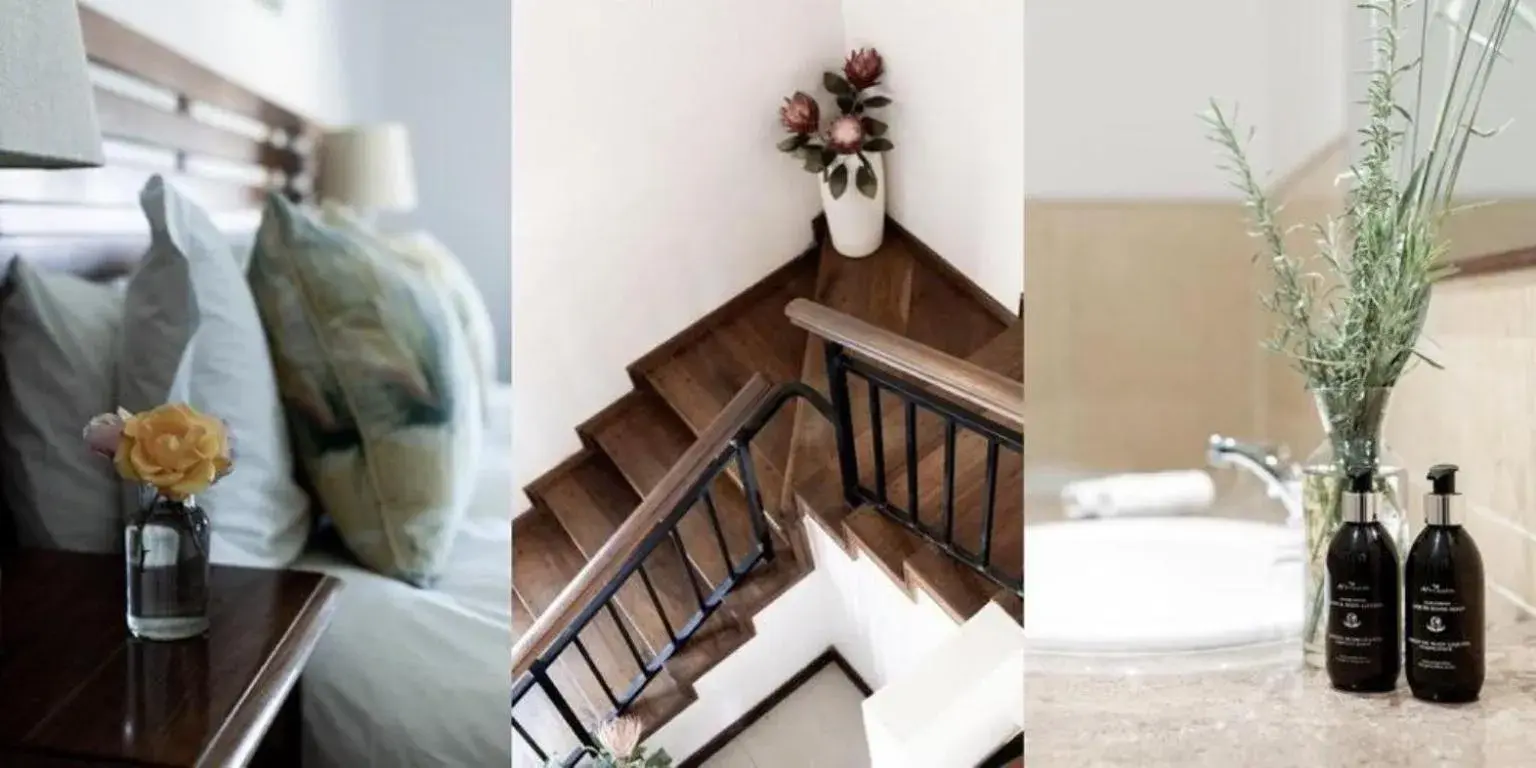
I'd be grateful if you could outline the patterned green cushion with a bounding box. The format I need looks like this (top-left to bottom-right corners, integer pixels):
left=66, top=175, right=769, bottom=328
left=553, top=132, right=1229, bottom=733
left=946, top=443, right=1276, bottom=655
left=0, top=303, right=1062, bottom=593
left=247, top=193, right=482, bottom=586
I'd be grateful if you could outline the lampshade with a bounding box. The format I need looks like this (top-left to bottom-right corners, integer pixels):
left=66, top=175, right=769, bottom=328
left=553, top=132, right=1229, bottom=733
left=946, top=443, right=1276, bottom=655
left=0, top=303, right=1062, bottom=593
left=317, top=123, right=418, bottom=213
left=0, top=0, right=104, bottom=168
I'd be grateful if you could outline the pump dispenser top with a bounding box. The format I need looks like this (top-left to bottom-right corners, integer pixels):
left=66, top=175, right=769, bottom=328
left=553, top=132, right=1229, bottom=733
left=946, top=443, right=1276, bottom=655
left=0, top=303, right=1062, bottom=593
left=1425, top=464, right=1461, bottom=526
left=1343, top=468, right=1376, bottom=523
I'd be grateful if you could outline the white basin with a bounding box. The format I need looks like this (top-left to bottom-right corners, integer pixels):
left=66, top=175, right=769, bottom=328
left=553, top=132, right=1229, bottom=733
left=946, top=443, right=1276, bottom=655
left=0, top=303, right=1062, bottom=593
left=1026, top=517, right=1302, bottom=657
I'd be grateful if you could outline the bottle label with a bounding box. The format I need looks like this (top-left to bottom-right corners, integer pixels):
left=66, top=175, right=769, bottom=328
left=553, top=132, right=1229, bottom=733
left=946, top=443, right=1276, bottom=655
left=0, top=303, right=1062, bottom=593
left=1409, top=583, right=1470, bottom=671
left=1328, top=579, right=1388, bottom=665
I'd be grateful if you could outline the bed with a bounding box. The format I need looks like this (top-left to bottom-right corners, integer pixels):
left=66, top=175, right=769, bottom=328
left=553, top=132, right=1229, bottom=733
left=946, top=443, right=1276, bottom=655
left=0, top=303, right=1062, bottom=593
left=0, top=8, right=512, bottom=766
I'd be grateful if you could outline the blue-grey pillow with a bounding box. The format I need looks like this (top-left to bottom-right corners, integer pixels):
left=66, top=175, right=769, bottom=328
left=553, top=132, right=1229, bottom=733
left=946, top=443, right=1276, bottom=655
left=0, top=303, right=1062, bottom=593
left=247, top=193, right=482, bottom=586
left=118, top=176, right=313, bottom=567
left=0, top=260, right=123, bottom=551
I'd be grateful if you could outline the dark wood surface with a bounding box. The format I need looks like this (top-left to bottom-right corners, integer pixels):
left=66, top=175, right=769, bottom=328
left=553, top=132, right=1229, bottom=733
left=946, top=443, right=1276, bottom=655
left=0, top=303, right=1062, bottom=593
left=0, top=550, right=341, bottom=768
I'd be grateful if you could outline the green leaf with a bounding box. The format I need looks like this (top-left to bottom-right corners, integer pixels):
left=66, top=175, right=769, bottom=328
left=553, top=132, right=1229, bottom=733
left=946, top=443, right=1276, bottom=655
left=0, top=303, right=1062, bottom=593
left=862, top=117, right=888, bottom=136
left=862, top=95, right=892, bottom=108
left=828, top=164, right=849, bottom=199
left=855, top=163, right=877, bottom=198
left=820, top=147, right=837, bottom=168
left=803, top=150, right=827, bottom=173
left=777, top=134, right=808, bottom=152
left=863, top=137, right=894, bottom=152
left=823, top=72, right=853, bottom=96
left=836, top=95, right=855, bottom=114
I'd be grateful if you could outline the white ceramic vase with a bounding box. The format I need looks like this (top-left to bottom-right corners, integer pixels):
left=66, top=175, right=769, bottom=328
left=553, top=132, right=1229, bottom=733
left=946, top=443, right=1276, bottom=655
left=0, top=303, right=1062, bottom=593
left=819, top=152, right=886, bottom=258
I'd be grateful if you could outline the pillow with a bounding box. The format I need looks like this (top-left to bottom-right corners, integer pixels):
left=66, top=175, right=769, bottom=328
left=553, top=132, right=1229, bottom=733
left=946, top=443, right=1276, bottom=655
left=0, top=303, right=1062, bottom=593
left=117, top=176, right=313, bottom=567
left=319, top=203, right=499, bottom=421
left=248, top=193, right=482, bottom=586
left=0, top=260, right=123, bottom=551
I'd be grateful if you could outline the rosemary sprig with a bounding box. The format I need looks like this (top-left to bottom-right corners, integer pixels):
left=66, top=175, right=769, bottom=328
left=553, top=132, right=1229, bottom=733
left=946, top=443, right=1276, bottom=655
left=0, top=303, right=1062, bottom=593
left=1202, top=0, right=1519, bottom=448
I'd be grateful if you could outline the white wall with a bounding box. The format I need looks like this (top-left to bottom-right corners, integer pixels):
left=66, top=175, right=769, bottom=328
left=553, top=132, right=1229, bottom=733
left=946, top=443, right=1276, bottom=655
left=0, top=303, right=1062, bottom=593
left=360, top=0, right=513, bottom=380
left=1385, top=5, right=1536, bottom=197
left=1026, top=0, right=1346, bottom=199
left=840, top=0, right=1024, bottom=306
left=511, top=0, right=846, bottom=504
left=81, top=0, right=364, bottom=124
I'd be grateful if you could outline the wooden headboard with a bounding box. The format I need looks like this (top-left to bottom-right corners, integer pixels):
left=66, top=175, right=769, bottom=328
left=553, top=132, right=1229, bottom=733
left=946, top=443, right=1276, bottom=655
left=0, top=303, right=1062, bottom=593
left=0, top=7, right=323, bottom=281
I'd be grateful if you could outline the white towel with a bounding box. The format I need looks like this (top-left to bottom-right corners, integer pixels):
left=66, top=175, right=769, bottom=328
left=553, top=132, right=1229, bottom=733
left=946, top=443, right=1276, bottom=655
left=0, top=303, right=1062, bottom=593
left=1061, top=470, right=1216, bottom=520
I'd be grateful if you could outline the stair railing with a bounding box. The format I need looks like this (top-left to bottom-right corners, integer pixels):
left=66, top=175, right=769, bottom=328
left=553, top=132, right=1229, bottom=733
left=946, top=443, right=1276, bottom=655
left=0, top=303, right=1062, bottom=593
left=787, top=298, right=1025, bottom=594
left=511, top=375, right=832, bottom=765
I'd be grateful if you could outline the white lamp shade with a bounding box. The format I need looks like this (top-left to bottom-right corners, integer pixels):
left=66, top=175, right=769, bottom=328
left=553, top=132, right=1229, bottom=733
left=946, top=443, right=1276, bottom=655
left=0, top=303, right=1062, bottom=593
left=0, top=0, right=104, bottom=168
left=318, top=123, right=418, bottom=213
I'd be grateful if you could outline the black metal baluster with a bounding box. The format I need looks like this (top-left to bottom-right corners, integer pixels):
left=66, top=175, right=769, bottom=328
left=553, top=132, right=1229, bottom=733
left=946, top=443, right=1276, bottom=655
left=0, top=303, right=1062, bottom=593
left=736, top=445, right=774, bottom=561
left=533, top=664, right=596, bottom=750
left=823, top=342, right=861, bottom=507
left=671, top=530, right=709, bottom=611
left=637, top=565, right=679, bottom=641
left=867, top=378, right=886, bottom=504
left=979, top=441, right=1000, bottom=566
left=905, top=401, right=919, bottom=522
left=942, top=419, right=957, bottom=544
left=701, top=489, right=736, bottom=576
left=511, top=716, right=549, bottom=762
left=607, top=603, right=647, bottom=672
left=572, top=636, right=620, bottom=709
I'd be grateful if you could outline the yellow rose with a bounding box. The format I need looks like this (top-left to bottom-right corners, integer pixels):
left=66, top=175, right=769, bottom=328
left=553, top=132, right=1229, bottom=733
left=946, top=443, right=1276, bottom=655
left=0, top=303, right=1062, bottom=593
left=114, top=403, right=233, bottom=500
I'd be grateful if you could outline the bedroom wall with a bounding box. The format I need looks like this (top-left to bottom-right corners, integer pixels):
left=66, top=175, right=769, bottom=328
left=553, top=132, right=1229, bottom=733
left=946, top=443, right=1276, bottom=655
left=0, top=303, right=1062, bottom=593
left=838, top=0, right=1024, bottom=303
left=80, top=0, right=364, bottom=123
left=511, top=0, right=847, bottom=508
left=353, top=0, right=513, bottom=382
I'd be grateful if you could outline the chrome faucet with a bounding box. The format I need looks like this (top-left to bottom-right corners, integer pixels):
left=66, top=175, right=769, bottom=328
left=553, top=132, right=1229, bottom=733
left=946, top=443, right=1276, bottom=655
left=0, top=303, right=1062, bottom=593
left=1206, top=434, right=1303, bottom=527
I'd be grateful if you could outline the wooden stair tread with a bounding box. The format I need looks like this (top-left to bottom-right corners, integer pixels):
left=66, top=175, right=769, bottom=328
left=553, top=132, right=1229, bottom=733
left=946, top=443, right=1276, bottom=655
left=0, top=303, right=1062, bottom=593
left=644, top=333, right=797, bottom=518
left=904, top=547, right=997, bottom=624
left=914, top=436, right=1023, bottom=580
left=587, top=390, right=797, bottom=621
left=512, top=507, right=695, bottom=727
left=844, top=506, right=923, bottom=592
left=781, top=241, right=918, bottom=518
left=539, top=454, right=754, bottom=684
left=512, top=589, right=600, bottom=750
left=966, top=320, right=1023, bottom=381
left=903, top=249, right=1009, bottom=360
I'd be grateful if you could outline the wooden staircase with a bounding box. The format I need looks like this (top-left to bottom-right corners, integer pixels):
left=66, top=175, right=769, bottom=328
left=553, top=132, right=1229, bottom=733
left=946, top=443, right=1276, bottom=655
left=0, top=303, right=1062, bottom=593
left=512, top=222, right=1021, bottom=740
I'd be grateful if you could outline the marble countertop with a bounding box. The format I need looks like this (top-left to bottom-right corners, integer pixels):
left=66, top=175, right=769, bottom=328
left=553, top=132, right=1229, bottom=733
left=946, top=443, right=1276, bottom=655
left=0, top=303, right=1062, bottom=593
left=1026, top=620, right=1536, bottom=767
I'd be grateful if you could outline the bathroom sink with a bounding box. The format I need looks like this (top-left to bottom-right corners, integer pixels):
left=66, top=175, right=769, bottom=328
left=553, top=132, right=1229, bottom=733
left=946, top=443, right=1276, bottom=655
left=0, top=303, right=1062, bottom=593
left=1026, top=516, right=1302, bottom=663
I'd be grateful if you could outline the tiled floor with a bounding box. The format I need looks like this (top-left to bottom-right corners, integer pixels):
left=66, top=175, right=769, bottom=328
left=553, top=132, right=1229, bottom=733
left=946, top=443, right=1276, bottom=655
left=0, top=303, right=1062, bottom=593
left=700, top=666, right=872, bottom=767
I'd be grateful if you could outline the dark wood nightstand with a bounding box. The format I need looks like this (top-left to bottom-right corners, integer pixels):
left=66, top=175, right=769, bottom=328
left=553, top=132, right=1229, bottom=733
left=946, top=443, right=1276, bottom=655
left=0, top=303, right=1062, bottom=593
left=0, top=549, right=342, bottom=767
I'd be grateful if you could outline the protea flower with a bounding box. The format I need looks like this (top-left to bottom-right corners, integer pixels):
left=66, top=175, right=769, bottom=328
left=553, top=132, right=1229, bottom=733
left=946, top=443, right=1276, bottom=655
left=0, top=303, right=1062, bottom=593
left=844, top=47, right=884, bottom=90
left=597, top=717, right=643, bottom=760
left=827, top=115, right=865, bottom=154
left=779, top=92, right=820, bottom=135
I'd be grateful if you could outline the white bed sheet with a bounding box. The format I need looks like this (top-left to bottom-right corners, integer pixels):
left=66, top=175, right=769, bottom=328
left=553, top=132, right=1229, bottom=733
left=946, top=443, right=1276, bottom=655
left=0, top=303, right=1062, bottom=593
left=295, top=384, right=513, bottom=768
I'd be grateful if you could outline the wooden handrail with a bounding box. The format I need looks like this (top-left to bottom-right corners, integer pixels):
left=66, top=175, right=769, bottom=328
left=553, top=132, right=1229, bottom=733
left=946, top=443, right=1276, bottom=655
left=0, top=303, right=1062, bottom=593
left=512, top=375, right=776, bottom=678
left=786, top=299, right=1024, bottom=428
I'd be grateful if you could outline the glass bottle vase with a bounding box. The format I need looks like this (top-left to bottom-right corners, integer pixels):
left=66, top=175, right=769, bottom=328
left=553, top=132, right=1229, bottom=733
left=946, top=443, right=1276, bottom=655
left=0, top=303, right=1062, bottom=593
left=1300, top=387, right=1408, bottom=668
left=125, top=492, right=211, bottom=641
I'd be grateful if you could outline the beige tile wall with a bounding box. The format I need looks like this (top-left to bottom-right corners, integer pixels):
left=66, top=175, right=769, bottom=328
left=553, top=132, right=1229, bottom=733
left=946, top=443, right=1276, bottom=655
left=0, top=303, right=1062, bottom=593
left=1390, top=270, right=1536, bottom=613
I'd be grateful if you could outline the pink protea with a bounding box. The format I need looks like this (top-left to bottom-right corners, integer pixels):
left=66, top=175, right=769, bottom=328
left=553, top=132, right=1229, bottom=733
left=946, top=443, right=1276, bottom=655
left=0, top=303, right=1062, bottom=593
left=844, top=47, right=884, bottom=90
left=826, top=115, right=865, bottom=154
left=597, top=717, right=642, bottom=759
left=779, top=92, right=820, bottom=135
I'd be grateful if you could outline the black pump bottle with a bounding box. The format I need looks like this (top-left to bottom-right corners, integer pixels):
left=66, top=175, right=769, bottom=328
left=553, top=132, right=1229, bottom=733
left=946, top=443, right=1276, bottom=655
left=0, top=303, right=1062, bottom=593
left=1405, top=464, right=1485, bottom=703
left=1325, top=468, right=1401, bottom=693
